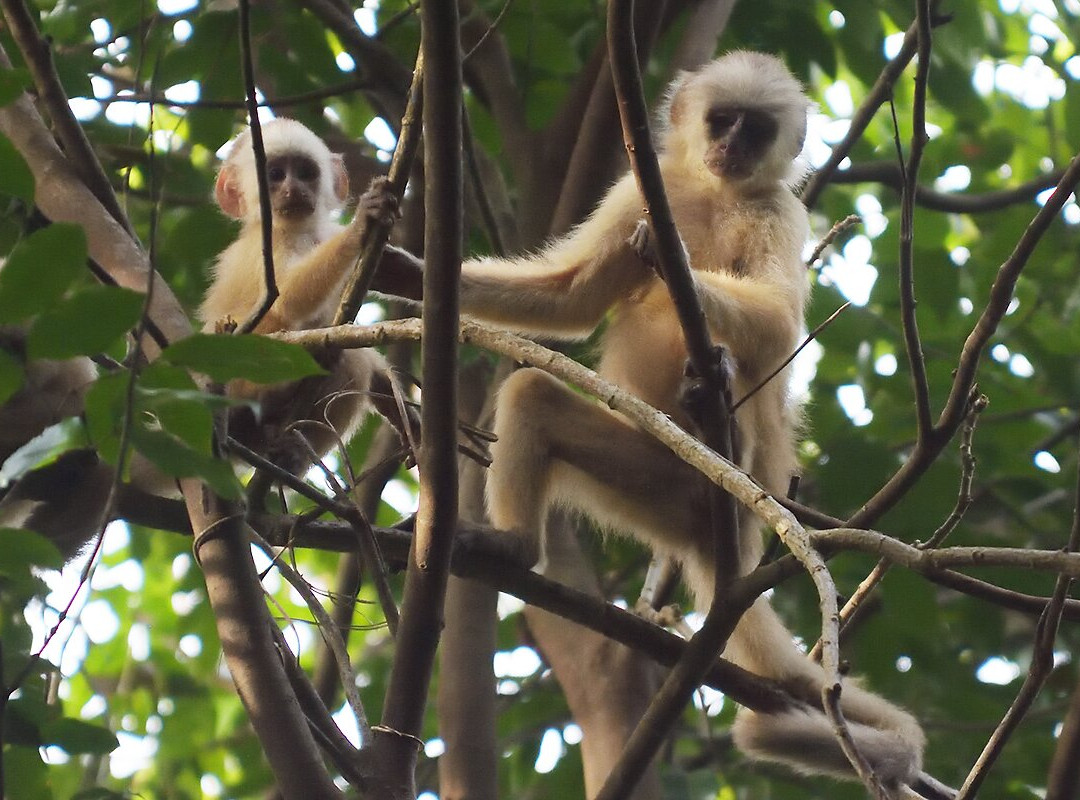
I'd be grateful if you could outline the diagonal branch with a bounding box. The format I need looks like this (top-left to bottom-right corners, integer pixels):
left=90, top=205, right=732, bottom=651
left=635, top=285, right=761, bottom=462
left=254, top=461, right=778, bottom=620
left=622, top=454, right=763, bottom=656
left=0, top=0, right=135, bottom=239
left=846, top=147, right=1080, bottom=530
left=332, top=52, right=424, bottom=326
left=956, top=448, right=1080, bottom=798
left=800, top=2, right=947, bottom=210
left=182, top=481, right=345, bottom=799
left=602, top=6, right=861, bottom=795
left=0, top=44, right=190, bottom=349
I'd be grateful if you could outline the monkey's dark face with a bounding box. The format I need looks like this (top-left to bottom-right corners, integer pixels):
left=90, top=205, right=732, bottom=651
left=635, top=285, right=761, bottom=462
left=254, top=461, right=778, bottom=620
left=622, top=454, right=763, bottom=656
left=702, top=106, right=779, bottom=181
left=266, top=153, right=321, bottom=219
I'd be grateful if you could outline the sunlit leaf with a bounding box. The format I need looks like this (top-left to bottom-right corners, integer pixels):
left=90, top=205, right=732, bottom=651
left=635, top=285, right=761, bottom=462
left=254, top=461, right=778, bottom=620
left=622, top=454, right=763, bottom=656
left=161, top=332, right=326, bottom=383
left=0, top=224, right=86, bottom=322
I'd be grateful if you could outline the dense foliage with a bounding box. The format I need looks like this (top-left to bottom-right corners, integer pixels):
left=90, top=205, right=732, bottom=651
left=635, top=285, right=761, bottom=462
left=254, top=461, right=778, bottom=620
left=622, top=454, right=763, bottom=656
left=2, top=1, right=1080, bottom=798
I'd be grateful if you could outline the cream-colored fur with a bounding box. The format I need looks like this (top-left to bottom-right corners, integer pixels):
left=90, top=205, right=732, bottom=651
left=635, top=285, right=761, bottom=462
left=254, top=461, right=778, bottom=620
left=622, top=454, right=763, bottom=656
left=202, top=119, right=385, bottom=463
left=458, top=52, right=925, bottom=792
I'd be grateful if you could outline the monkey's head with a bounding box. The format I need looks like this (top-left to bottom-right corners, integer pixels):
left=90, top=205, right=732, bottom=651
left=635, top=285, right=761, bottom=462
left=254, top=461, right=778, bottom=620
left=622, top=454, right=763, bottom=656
left=215, top=118, right=349, bottom=227
left=663, top=51, right=809, bottom=189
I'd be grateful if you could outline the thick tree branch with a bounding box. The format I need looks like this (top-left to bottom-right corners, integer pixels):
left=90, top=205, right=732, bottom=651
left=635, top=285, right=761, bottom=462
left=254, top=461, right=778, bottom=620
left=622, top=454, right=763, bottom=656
left=370, top=3, right=462, bottom=796
left=181, top=480, right=344, bottom=800
left=0, top=44, right=190, bottom=349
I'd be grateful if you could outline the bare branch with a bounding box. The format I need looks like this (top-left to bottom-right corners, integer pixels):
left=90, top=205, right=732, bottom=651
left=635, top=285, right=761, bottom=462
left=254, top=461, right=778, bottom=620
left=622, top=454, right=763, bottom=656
left=235, top=0, right=280, bottom=336
left=897, top=0, right=935, bottom=441
left=248, top=530, right=372, bottom=742
left=846, top=146, right=1080, bottom=530
left=829, top=161, right=1067, bottom=214
left=370, top=3, right=463, bottom=794
left=956, top=450, right=1079, bottom=797
left=333, top=52, right=424, bottom=326
left=595, top=7, right=753, bottom=790
left=182, top=481, right=344, bottom=799
left=0, top=0, right=135, bottom=239
left=0, top=44, right=190, bottom=349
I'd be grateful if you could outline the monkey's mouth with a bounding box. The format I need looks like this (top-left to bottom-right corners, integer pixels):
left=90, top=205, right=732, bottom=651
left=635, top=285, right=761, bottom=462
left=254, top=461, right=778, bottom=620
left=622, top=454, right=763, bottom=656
left=274, top=201, right=316, bottom=218
left=705, top=157, right=753, bottom=181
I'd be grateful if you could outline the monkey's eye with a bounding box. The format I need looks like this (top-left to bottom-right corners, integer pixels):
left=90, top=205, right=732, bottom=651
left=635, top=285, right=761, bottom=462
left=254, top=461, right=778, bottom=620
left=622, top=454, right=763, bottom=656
left=296, top=159, right=319, bottom=182
left=708, top=111, right=738, bottom=131
left=743, top=112, right=779, bottom=143
left=267, top=164, right=286, bottom=182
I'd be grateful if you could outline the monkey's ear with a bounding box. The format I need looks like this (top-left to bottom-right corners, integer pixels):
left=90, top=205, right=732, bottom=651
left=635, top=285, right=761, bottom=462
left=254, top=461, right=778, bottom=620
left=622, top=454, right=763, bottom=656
left=330, top=154, right=349, bottom=204
left=665, top=72, right=692, bottom=127
left=215, top=165, right=245, bottom=219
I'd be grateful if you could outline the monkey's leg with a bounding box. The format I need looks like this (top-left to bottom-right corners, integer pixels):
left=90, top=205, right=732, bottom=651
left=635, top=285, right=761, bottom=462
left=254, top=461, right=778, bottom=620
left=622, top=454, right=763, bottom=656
left=488, top=368, right=710, bottom=569
left=492, top=370, right=925, bottom=789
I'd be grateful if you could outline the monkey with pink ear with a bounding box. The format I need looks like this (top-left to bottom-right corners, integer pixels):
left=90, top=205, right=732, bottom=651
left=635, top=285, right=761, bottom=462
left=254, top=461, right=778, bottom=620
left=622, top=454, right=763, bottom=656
left=202, top=118, right=404, bottom=477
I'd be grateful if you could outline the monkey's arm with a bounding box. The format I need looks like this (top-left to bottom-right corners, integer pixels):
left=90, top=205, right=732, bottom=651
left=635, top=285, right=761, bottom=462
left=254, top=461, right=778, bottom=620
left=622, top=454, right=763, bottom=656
left=692, top=269, right=805, bottom=370
left=253, top=182, right=402, bottom=333
left=459, top=175, right=654, bottom=339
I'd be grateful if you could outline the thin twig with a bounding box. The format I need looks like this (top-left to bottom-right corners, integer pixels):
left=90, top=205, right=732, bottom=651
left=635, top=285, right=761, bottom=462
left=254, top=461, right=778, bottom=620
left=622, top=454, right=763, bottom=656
left=249, top=530, right=372, bottom=741
left=806, top=214, right=861, bottom=267
left=462, top=0, right=516, bottom=63
left=897, top=0, right=934, bottom=441
left=799, top=2, right=948, bottom=210
left=957, top=447, right=1080, bottom=798
left=956, top=571, right=1070, bottom=798
left=224, top=436, right=401, bottom=634
left=732, top=301, right=851, bottom=412
left=234, top=0, right=279, bottom=335
left=332, top=51, right=425, bottom=326
left=845, top=146, right=1080, bottom=530
left=810, top=390, right=987, bottom=660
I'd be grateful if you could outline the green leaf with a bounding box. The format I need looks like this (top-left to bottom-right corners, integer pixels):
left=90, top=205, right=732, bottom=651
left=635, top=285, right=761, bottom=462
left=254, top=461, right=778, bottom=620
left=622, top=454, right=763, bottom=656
left=0, top=224, right=87, bottom=323
left=27, top=285, right=144, bottom=359
left=131, top=426, right=241, bottom=500
left=161, top=333, right=326, bottom=383
left=0, top=131, right=34, bottom=202
left=0, top=418, right=89, bottom=485
left=0, top=528, right=65, bottom=574
left=40, top=718, right=118, bottom=755
left=0, top=345, right=25, bottom=406
left=0, top=67, right=30, bottom=107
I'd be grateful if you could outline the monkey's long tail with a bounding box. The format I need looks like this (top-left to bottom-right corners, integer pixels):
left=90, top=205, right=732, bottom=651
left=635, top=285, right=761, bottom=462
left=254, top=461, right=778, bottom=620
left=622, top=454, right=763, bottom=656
left=724, top=598, right=926, bottom=787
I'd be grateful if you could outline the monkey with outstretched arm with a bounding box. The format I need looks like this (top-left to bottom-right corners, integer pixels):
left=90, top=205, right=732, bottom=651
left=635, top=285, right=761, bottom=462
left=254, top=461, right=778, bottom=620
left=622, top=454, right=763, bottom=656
left=378, top=51, right=928, bottom=793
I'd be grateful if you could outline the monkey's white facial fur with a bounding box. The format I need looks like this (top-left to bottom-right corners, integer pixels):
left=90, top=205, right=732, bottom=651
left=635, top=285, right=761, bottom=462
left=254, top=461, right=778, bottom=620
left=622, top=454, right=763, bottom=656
left=664, top=51, right=809, bottom=188
left=216, top=118, right=349, bottom=225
